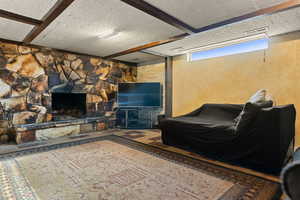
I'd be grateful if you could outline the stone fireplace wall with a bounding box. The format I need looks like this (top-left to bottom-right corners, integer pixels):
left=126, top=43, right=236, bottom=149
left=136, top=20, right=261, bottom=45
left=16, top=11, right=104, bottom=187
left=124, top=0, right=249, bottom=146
left=0, top=41, right=137, bottom=125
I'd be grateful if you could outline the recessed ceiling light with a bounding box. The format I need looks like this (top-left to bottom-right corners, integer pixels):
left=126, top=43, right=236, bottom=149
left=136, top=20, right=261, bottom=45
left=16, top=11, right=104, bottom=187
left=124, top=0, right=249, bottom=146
left=97, top=30, right=120, bottom=39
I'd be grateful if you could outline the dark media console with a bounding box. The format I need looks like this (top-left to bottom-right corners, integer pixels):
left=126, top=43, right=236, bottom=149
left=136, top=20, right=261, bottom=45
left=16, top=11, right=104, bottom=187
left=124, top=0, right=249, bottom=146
left=116, top=107, right=160, bottom=129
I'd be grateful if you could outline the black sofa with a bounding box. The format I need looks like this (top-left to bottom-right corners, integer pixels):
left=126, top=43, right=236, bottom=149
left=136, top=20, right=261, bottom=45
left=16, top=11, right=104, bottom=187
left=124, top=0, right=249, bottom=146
left=159, top=103, right=296, bottom=173
left=281, top=147, right=300, bottom=200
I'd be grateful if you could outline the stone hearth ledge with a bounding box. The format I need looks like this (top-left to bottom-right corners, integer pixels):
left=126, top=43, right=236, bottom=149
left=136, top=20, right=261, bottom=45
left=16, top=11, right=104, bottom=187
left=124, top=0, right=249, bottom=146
left=14, top=116, right=115, bottom=144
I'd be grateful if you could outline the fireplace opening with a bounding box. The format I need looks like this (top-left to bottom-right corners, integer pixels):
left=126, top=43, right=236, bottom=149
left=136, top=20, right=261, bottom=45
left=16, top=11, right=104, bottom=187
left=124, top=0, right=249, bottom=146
left=51, top=93, right=86, bottom=120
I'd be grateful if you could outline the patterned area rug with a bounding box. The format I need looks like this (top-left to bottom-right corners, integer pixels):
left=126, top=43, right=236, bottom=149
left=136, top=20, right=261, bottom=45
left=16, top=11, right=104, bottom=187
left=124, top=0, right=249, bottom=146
left=0, top=135, right=280, bottom=200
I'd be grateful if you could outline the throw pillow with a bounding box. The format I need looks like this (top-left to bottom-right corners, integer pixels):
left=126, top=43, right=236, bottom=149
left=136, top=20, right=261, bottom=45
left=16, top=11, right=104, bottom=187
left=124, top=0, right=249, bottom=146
left=234, top=102, right=260, bottom=134
left=255, top=100, right=273, bottom=108
left=248, top=89, right=267, bottom=104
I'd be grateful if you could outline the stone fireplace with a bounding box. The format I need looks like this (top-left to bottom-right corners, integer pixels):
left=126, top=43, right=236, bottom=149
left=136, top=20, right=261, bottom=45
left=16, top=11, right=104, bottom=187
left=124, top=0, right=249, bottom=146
left=51, top=92, right=86, bottom=120
left=0, top=41, right=137, bottom=144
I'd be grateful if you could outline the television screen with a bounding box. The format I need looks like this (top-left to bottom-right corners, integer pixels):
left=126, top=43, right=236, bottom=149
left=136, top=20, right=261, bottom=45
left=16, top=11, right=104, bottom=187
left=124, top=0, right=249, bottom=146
left=118, top=82, right=161, bottom=107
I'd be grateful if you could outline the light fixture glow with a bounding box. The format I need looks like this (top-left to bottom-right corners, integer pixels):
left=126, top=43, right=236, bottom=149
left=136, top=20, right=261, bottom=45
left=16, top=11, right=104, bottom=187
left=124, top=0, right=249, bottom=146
left=97, top=30, right=120, bottom=39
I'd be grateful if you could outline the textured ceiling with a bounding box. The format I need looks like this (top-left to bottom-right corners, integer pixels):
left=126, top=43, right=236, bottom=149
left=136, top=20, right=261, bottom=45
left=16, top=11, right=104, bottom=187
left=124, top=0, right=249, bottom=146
left=144, top=0, right=287, bottom=29
left=0, top=0, right=57, bottom=20
left=148, top=6, right=300, bottom=56
left=0, top=0, right=299, bottom=62
left=0, top=18, right=34, bottom=41
left=115, top=52, right=162, bottom=63
left=32, top=0, right=183, bottom=57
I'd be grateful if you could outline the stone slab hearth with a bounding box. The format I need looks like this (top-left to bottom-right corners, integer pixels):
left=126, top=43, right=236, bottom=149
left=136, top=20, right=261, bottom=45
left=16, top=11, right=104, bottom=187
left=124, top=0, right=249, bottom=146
left=14, top=116, right=114, bottom=144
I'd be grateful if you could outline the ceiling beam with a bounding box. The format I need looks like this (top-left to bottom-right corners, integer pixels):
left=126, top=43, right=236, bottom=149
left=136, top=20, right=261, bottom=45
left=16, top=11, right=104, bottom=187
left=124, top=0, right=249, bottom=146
left=195, top=0, right=300, bottom=33
left=121, top=0, right=197, bottom=34
left=104, top=33, right=189, bottom=59
left=23, top=0, right=75, bottom=43
left=105, top=0, right=300, bottom=59
left=0, top=9, right=42, bottom=26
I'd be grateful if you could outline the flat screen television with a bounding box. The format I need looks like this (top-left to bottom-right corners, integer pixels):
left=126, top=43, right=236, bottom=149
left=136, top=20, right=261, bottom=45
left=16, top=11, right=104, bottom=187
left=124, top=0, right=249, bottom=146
left=117, top=82, right=161, bottom=107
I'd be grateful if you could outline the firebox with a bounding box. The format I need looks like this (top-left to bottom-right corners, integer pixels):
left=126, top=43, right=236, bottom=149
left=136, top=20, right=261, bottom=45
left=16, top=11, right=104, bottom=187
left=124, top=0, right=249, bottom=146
left=51, top=93, right=86, bottom=120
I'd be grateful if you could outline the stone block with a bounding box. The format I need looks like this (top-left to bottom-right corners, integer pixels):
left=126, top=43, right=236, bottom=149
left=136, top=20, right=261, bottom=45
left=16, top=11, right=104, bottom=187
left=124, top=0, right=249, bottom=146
left=0, top=134, right=9, bottom=144
left=11, top=88, right=29, bottom=97
left=75, top=69, right=86, bottom=79
left=18, top=46, right=31, bottom=54
left=35, top=52, right=54, bottom=67
left=59, top=71, right=68, bottom=83
left=87, top=103, right=96, bottom=113
left=109, top=66, right=123, bottom=78
left=80, top=123, right=94, bottom=133
left=90, top=58, right=102, bottom=67
left=86, top=75, right=99, bottom=84
left=0, top=128, right=8, bottom=135
left=27, top=91, right=42, bottom=105
left=0, top=79, right=11, bottom=98
left=0, top=58, right=6, bottom=69
left=62, top=64, right=72, bottom=77
left=0, top=120, right=9, bottom=128
left=69, top=71, right=80, bottom=81
left=0, top=69, right=13, bottom=85
left=71, top=59, right=82, bottom=70
left=30, top=74, right=48, bottom=93
left=16, top=130, right=36, bottom=144
left=0, top=96, right=27, bottom=112
left=12, top=112, right=37, bottom=125
left=36, top=125, right=80, bottom=140
left=45, top=113, right=52, bottom=122
left=64, top=60, right=71, bottom=67
left=48, top=72, right=61, bottom=88
left=0, top=43, right=18, bottom=54
left=87, top=94, right=102, bottom=103
left=96, top=122, right=106, bottom=131
left=65, top=54, right=77, bottom=61
left=12, top=75, right=31, bottom=92
left=6, top=54, right=45, bottom=78
left=83, top=62, right=94, bottom=74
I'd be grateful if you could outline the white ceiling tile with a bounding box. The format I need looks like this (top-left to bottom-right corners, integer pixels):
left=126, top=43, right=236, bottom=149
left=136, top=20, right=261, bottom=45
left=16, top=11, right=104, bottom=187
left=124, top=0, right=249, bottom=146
left=115, top=52, right=162, bottom=63
left=32, top=0, right=183, bottom=57
left=144, top=0, right=257, bottom=28
left=267, top=7, right=300, bottom=36
left=0, top=18, right=34, bottom=41
left=0, top=0, right=57, bottom=20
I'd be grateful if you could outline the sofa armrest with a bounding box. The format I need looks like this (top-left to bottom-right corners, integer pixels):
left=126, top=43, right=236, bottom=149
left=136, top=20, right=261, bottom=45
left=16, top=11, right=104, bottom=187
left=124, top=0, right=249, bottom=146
left=281, top=147, right=300, bottom=200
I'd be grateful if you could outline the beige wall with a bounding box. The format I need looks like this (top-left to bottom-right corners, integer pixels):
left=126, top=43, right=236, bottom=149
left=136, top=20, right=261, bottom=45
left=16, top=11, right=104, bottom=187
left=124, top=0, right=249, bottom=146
left=172, top=32, right=300, bottom=147
left=137, top=61, right=165, bottom=113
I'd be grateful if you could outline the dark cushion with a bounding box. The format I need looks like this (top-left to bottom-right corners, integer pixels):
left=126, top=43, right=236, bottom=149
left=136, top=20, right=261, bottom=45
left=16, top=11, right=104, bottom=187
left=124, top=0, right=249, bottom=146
left=255, top=100, right=273, bottom=108
left=233, top=100, right=273, bottom=133
left=234, top=102, right=260, bottom=133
